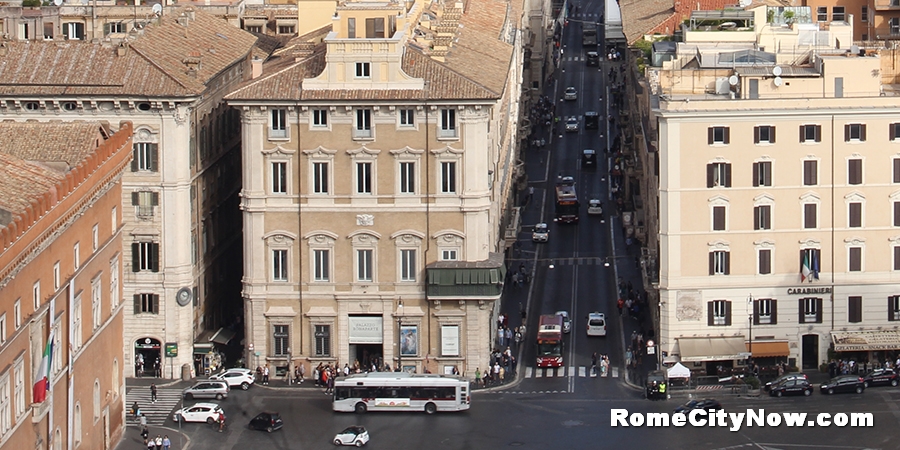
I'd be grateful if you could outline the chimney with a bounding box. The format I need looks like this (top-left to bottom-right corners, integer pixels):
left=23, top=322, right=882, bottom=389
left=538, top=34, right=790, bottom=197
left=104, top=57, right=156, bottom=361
left=185, top=7, right=195, bottom=21
left=117, top=42, right=127, bottom=56
left=251, top=57, right=263, bottom=79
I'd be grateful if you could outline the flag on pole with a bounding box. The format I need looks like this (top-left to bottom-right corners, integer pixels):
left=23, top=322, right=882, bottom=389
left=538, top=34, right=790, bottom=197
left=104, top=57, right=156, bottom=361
left=812, top=250, right=820, bottom=280
left=801, top=252, right=811, bottom=283
left=32, top=331, right=53, bottom=404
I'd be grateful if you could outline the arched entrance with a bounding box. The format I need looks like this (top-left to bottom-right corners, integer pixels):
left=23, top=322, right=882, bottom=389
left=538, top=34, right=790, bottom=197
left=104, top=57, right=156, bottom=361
left=134, top=337, right=161, bottom=377
left=802, top=334, right=819, bottom=370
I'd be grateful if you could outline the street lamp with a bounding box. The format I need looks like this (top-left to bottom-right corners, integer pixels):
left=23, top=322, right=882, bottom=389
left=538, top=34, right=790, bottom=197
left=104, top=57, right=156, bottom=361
left=747, top=294, right=754, bottom=362
left=397, top=300, right=403, bottom=373
left=287, top=347, right=292, bottom=385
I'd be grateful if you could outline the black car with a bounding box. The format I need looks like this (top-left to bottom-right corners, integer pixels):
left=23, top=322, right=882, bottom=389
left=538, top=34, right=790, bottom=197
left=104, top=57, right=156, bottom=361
left=673, top=399, right=722, bottom=414
left=820, top=375, right=865, bottom=395
left=584, top=111, right=599, bottom=129
left=768, top=379, right=813, bottom=397
left=581, top=149, right=596, bottom=168
left=586, top=51, right=599, bottom=66
left=248, top=412, right=284, bottom=432
left=764, top=373, right=808, bottom=392
left=862, top=368, right=899, bottom=388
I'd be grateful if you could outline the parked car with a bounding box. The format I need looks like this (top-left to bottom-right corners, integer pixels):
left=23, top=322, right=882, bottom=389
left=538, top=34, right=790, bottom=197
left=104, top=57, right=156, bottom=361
left=862, top=368, right=899, bottom=388
left=586, top=312, right=606, bottom=336
left=764, top=373, right=808, bottom=392
left=565, top=116, right=579, bottom=133
left=587, top=199, right=603, bottom=216
left=532, top=223, right=549, bottom=242
left=173, top=403, right=223, bottom=424
left=674, top=399, right=722, bottom=414
left=564, top=86, right=577, bottom=101
left=555, top=311, right=571, bottom=333
left=820, top=375, right=865, bottom=395
left=248, top=412, right=284, bottom=433
left=210, top=368, right=255, bottom=390
left=333, top=425, right=370, bottom=447
left=768, top=379, right=813, bottom=397
left=183, top=381, right=229, bottom=400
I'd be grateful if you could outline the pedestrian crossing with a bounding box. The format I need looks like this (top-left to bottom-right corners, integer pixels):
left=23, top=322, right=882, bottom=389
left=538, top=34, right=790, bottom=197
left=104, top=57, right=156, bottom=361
left=126, top=387, right=183, bottom=426
left=523, top=366, right=619, bottom=378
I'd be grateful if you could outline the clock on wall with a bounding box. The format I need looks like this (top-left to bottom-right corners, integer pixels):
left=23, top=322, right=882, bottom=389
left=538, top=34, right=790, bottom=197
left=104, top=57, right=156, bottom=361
left=175, top=287, right=193, bottom=307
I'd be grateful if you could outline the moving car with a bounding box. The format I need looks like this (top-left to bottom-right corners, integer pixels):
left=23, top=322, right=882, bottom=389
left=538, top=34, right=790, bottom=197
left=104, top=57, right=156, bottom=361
left=862, top=368, right=899, bottom=388
left=674, top=399, right=722, bottom=414
left=586, top=51, right=599, bottom=66
left=581, top=149, right=596, bottom=168
left=587, top=199, right=603, bottom=216
left=564, top=87, right=577, bottom=101
left=768, top=379, right=813, bottom=397
left=333, top=425, right=370, bottom=447
left=565, top=116, right=579, bottom=133
left=555, top=311, right=571, bottom=333
left=248, top=412, right=284, bottom=432
left=584, top=111, right=599, bottom=129
left=210, top=368, right=255, bottom=390
left=820, top=375, right=865, bottom=395
left=173, top=403, right=223, bottom=424
left=763, top=373, right=808, bottom=392
left=585, top=312, right=607, bottom=336
left=532, top=223, right=549, bottom=242
left=182, top=381, right=229, bottom=400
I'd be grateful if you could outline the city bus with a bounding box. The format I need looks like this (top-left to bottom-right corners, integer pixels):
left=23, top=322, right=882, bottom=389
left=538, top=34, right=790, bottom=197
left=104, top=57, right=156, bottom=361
left=555, top=176, right=579, bottom=223
left=536, top=314, right=564, bottom=367
left=333, top=372, right=470, bottom=414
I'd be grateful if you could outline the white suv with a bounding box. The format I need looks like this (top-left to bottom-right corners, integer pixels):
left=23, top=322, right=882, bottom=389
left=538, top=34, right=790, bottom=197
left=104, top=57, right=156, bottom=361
left=209, top=368, right=255, bottom=390
left=586, top=312, right=607, bottom=337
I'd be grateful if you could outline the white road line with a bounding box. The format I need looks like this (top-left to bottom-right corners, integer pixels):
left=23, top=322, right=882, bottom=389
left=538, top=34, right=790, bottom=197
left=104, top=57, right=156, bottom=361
left=579, top=366, right=586, bottom=377
left=611, top=367, right=619, bottom=378
left=525, top=367, right=533, bottom=378
left=535, top=369, right=543, bottom=378
left=568, top=366, right=576, bottom=377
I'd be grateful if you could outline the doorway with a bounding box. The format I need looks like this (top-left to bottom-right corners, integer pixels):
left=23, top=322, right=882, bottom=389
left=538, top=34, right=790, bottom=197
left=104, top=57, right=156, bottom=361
left=802, top=334, right=819, bottom=370
left=349, top=344, right=383, bottom=371
left=134, top=338, right=162, bottom=377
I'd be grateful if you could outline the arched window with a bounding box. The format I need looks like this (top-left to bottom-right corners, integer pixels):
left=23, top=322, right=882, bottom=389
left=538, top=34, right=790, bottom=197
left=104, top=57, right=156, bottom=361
left=112, top=359, right=119, bottom=399
left=74, top=403, right=82, bottom=445
left=93, top=379, right=101, bottom=421
left=54, top=427, right=62, bottom=450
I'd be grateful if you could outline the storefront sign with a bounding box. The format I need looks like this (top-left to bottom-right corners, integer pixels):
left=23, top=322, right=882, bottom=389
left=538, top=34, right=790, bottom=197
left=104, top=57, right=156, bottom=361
left=349, top=316, right=383, bottom=344
left=786, top=287, right=832, bottom=295
left=832, top=330, right=900, bottom=352
left=441, top=325, right=460, bottom=356
left=164, top=342, right=178, bottom=357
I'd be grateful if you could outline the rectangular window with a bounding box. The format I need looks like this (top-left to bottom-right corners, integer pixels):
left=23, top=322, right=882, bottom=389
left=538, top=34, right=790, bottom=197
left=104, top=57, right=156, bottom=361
left=439, top=109, right=457, bottom=138
left=706, top=163, right=732, bottom=188
left=313, top=162, right=329, bottom=194
left=355, top=62, right=371, bottom=78
left=890, top=295, right=900, bottom=321
left=752, top=161, right=772, bottom=187
left=245, top=25, right=262, bottom=33
left=132, top=242, right=159, bottom=272
left=72, top=296, right=82, bottom=348
left=365, top=17, right=385, bottom=38
left=799, top=297, right=822, bottom=323
left=753, top=125, right=775, bottom=144
left=849, top=202, right=862, bottom=228
left=312, top=109, right=328, bottom=127
left=712, top=206, right=726, bottom=231
left=272, top=249, right=288, bottom=281
left=848, top=159, right=863, bottom=185
left=895, top=202, right=900, bottom=227
left=63, top=22, right=84, bottom=40
left=33, top=282, right=40, bottom=311
left=272, top=162, right=288, bottom=194
left=800, top=124, right=821, bottom=143
left=0, top=315, right=4, bottom=344
left=132, top=142, right=159, bottom=172
left=92, top=224, right=99, bottom=251
left=13, top=300, right=20, bottom=329
left=400, top=249, right=416, bottom=282
left=440, top=161, right=457, bottom=193
left=708, top=250, right=730, bottom=275
left=817, top=6, right=827, bottom=21
left=441, top=249, right=458, bottom=261
left=277, top=25, right=295, bottom=34
left=804, top=203, right=817, bottom=229
left=347, top=17, right=356, bottom=38
left=314, top=249, right=330, bottom=282
left=754, top=205, right=771, bottom=230
left=314, top=325, right=331, bottom=357
left=861, top=6, right=868, bottom=22
left=356, top=162, right=372, bottom=194
left=0, top=375, right=8, bottom=435
left=13, top=362, right=23, bottom=418
left=801, top=161, right=818, bottom=186
left=849, top=247, right=862, bottom=272
left=133, top=294, right=159, bottom=314
left=758, top=249, right=772, bottom=275
left=273, top=325, right=289, bottom=356
left=110, top=256, right=119, bottom=308
left=357, top=249, right=373, bottom=281
left=91, top=277, right=101, bottom=329
left=399, top=109, right=415, bottom=126
left=269, top=109, right=287, bottom=139
left=132, top=191, right=158, bottom=217
left=355, top=109, right=372, bottom=138
left=708, top=300, right=731, bottom=326
left=800, top=248, right=821, bottom=280
left=43, top=22, right=53, bottom=39
left=832, top=6, right=845, bottom=21
left=399, top=162, right=415, bottom=194
left=890, top=124, right=900, bottom=142
left=848, top=296, right=863, bottom=323
left=893, top=18, right=900, bottom=35
left=754, top=299, right=776, bottom=324
left=53, top=262, right=60, bottom=290
left=707, top=126, right=730, bottom=145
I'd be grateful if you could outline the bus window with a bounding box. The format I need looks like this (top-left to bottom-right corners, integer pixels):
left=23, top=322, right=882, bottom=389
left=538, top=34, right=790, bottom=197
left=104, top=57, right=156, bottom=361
left=335, top=388, right=350, bottom=400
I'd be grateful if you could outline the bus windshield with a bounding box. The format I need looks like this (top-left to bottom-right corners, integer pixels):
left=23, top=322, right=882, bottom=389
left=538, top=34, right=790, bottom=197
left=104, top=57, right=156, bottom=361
left=537, top=342, right=562, bottom=356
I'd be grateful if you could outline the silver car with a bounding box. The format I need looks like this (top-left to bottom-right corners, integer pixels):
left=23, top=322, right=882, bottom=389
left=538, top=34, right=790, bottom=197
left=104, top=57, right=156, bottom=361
left=565, top=116, right=579, bottom=133
left=564, top=86, right=577, bottom=101
left=182, top=380, right=229, bottom=400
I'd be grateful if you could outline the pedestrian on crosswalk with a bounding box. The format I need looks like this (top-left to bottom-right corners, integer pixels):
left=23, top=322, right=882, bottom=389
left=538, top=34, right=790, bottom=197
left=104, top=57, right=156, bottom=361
left=140, top=413, right=147, bottom=428
left=150, top=384, right=157, bottom=403
left=161, top=436, right=171, bottom=450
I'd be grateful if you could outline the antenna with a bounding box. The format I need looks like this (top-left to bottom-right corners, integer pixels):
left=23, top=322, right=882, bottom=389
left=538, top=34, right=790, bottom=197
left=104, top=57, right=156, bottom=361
left=773, top=77, right=783, bottom=87
left=151, top=3, right=162, bottom=16
left=773, top=66, right=783, bottom=77
left=728, top=75, right=738, bottom=86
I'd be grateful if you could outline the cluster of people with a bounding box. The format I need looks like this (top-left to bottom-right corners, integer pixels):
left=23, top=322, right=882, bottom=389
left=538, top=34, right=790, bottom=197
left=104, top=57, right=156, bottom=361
left=616, top=279, right=648, bottom=323
left=140, top=429, right=171, bottom=449
left=527, top=94, right=555, bottom=145
left=591, top=352, right=611, bottom=377
left=313, top=363, right=337, bottom=394
left=254, top=365, right=270, bottom=385
left=607, top=47, right=622, bottom=61
left=828, top=359, right=898, bottom=378
left=134, top=353, right=162, bottom=378
left=511, top=263, right=531, bottom=288
left=475, top=347, right=517, bottom=387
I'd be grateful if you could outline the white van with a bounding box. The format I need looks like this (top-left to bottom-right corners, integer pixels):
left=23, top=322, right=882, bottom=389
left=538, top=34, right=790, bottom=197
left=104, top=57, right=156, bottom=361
left=586, top=312, right=607, bottom=337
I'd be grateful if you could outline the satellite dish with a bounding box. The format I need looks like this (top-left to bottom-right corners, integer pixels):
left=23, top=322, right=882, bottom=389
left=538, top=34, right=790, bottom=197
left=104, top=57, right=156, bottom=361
left=773, top=76, right=783, bottom=87
left=773, top=66, right=783, bottom=76
left=53, top=0, right=62, bottom=6
left=151, top=3, right=162, bottom=15
left=728, top=75, right=739, bottom=86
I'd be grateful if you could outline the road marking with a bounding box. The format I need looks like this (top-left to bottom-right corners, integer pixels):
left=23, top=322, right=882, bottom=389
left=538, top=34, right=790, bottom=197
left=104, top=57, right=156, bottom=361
left=525, top=367, right=533, bottom=378
left=568, top=366, right=575, bottom=377
left=579, top=366, right=586, bottom=377
left=611, top=367, right=619, bottom=378
left=126, top=387, right=183, bottom=426
left=535, top=369, right=543, bottom=378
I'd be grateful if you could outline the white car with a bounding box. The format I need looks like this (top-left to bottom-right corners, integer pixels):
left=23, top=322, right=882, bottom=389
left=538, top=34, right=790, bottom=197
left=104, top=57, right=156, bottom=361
left=586, top=312, right=607, bottom=337
left=209, top=368, right=255, bottom=390
left=565, top=116, right=579, bottom=133
left=564, top=86, right=577, bottom=101
left=588, top=199, right=603, bottom=216
left=173, top=402, right=223, bottom=424
left=333, top=425, right=370, bottom=447
left=555, top=311, right=571, bottom=333
left=532, top=223, right=549, bottom=242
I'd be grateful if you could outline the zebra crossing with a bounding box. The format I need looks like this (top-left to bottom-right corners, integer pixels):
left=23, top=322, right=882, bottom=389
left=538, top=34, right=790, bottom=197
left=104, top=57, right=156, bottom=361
left=126, top=387, right=184, bottom=426
left=523, top=366, right=619, bottom=378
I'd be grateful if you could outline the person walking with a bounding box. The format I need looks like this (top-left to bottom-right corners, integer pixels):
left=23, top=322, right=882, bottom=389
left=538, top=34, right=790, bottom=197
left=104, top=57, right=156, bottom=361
left=217, top=412, right=226, bottom=432
left=139, top=412, right=147, bottom=428
left=475, top=368, right=482, bottom=387
left=140, top=426, right=149, bottom=446
left=150, top=383, right=157, bottom=404
left=154, top=435, right=163, bottom=449
left=131, top=402, right=140, bottom=423
left=161, top=436, right=171, bottom=450
left=262, top=365, right=269, bottom=385
left=298, top=362, right=306, bottom=384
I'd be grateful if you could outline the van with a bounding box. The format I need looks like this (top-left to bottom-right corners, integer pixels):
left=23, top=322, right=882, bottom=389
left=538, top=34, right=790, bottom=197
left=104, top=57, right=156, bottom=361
left=586, top=312, right=607, bottom=336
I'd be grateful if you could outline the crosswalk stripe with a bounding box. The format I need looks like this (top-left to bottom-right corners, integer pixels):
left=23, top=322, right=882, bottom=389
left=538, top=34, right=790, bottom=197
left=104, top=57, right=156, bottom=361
left=611, top=367, right=619, bottom=378
left=525, top=367, right=533, bottom=378
left=525, top=366, right=620, bottom=378
left=126, top=388, right=183, bottom=426
left=535, top=369, right=543, bottom=378
left=579, top=367, right=586, bottom=377
left=567, top=366, right=575, bottom=377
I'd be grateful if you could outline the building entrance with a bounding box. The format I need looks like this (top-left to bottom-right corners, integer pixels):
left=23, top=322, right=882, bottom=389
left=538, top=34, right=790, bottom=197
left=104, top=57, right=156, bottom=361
left=349, top=344, right=384, bottom=371
left=134, top=337, right=162, bottom=377
left=802, top=334, right=819, bottom=370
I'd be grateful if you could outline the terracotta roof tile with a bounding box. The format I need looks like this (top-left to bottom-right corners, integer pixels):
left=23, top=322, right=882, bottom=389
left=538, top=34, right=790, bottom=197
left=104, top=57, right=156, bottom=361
left=0, top=122, right=102, bottom=168
left=646, top=0, right=736, bottom=36
left=0, top=152, right=63, bottom=222
left=620, top=0, right=676, bottom=43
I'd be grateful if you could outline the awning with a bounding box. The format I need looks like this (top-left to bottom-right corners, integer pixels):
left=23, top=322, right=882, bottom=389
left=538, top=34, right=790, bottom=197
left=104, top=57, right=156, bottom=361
left=746, top=341, right=789, bottom=358
left=832, top=330, right=900, bottom=352
left=677, top=336, right=749, bottom=362
left=193, top=343, right=213, bottom=354
left=211, top=328, right=236, bottom=345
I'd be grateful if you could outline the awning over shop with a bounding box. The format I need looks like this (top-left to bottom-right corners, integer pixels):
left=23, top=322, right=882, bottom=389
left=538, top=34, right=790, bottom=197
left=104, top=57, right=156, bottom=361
left=193, top=343, right=213, bottom=355
left=746, top=341, right=789, bottom=358
left=211, top=328, right=236, bottom=345
left=832, top=330, right=900, bottom=352
left=677, top=336, right=749, bottom=362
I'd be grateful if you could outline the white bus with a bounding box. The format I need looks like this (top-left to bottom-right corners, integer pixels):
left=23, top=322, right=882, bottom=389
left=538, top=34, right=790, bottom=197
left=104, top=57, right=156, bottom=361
left=332, top=372, right=470, bottom=414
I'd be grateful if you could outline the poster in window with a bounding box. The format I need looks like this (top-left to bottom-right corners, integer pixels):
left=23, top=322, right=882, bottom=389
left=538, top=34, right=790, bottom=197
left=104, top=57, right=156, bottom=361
left=400, top=325, right=418, bottom=356
left=441, top=325, right=459, bottom=356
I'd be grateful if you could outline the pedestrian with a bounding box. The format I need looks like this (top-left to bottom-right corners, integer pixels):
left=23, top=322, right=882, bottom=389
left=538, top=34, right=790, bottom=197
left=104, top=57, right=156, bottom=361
left=263, top=365, right=269, bottom=385
left=162, top=435, right=171, bottom=450
left=326, top=374, right=335, bottom=394
left=217, top=412, right=226, bottom=432
left=475, top=367, right=482, bottom=387
left=313, top=364, right=321, bottom=386
left=150, top=383, right=157, bottom=403
left=140, top=412, right=147, bottom=428
left=510, top=356, right=517, bottom=376
left=154, top=435, right=163, bottom=449
left=505, top=328, right=512, bottom=347
left=298, top=362, right=306, bottom=383
left=131, top=401, right=140, bottom=423
left=617, top=298, right=624, bottom=315
left=141, top=426, right=149, bottom=445
left=256, top=365, right=262, bottom=382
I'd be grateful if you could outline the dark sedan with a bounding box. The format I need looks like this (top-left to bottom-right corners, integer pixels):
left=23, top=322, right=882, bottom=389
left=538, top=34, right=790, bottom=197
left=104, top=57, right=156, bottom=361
left=764, top=373, right=808, bottom=392
left=820, top=375, right=865, bottom=395
left=768, top=379, right=813, bottom=397
left=674, top=399, right=722, bottom=414
left=248, top=412, right=284, bottom=433
left=862, top=368, right=899, bottom=388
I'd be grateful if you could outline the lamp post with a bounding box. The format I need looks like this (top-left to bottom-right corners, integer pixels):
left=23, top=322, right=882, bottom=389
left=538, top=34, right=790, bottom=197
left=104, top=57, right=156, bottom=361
left=748, top=294, right=754, bottom=363
left=397, top=300, right=403, bottom=372
left=287, top=347, right=292, bottom=385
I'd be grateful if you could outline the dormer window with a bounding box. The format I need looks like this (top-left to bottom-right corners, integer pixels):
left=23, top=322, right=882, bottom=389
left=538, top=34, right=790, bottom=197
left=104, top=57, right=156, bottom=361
left=348, top=18, right=356, bottom=38
left=366, top=17, right=385, bottom=38
left=355, top=62, right=371, bottom=78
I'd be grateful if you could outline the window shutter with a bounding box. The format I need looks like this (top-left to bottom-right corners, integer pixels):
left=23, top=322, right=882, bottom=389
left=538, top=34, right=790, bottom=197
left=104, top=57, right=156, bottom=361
left=804, top=204, right=816, bottom=228
left=724, top=163, right=732, bottom=187
left=149, top=144, right=159, bottom=172
left=752, top=163, right=759, bottom=187
left=799, top=125, right=805, bottom=143
left=849, top=296, right=862, bottom=323
left=890, top=297, right=896, bottom=322
left=753, top=126, right=760, bottom=144
left=753, top=206, right=760, bottom=230
left=713, top=206, right=725, bottom=230
left=724, top=301, right=732, bottom=326
left=770, top=126, right=776, bottom=143
left=103, top=23, right=110, bottom=36
left=809, top=161, right=817, bottom=185
left=815, top=125, right=822, bottom=142
left=753, top=300, right=760, bottom=325
left=844, top=124, right=850, bottom=142
left=707, top=301, right=714, bottom=326
left=723, top=127, right=730, bottom=144
left=849, top=202, right=861, bottom=227
left=707, top=164, right=715, bottom=188
left=709, top=252, right=715, bottom=275
left=708, top=127, right=714, bottom=145
left=723, top=252, right=731, bottom=275
left=151, top=192, right=159, bottom=206
left=132, top=192, right=139, bottom=205
left=131, top=147, right=138, bottom=171
left=815, top=298, right=824, bottom=323
left=152, top=295, right=160, bottom=313
left=798, top=299, right=806, bottom=324
left=133, top=294, right=141, bottom=315
left=892, top=124, right=898, bottom=141
left=759, top=249, right=771, bottom=274
left=894, top=202, right=900, bottom=227
left=895, top=247, right=900, bottom=271
left=150, top=243, right=160, bottom=273
left=894, top=159, right=900, bottom=183
left=771, top=300, right=778, bottom=324
left=132, top=243, right=140, bottom=272
left=860, top=124, right=867, bottom=141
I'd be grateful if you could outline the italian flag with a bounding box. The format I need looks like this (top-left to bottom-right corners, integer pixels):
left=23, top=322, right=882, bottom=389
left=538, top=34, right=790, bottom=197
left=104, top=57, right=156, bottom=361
left=801, top=252, right=812, bottom=283
left=32, top=332, right=52, bottom=404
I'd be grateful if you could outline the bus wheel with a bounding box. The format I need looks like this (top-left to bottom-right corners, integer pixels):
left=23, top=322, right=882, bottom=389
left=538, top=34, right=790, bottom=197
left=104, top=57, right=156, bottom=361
left=354, top=402, right=367, bottom=414
left=424, top=402, right=437, bottom=415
